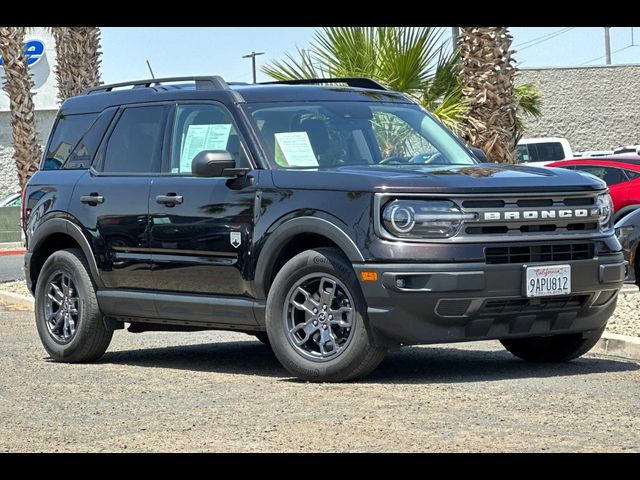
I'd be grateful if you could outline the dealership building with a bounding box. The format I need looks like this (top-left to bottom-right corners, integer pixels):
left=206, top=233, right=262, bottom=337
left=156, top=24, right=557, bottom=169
left=1, top=30, right=639, bottom=196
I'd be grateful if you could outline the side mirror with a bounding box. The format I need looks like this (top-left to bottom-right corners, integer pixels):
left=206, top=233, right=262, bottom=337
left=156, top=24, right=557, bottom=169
left=191, top=150, right=236, bottom=177
left=469, top=147, right=488, bottom=162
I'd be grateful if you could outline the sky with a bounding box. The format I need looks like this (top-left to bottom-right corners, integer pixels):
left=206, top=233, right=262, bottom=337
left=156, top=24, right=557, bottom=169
left=99, top=27, right=640, bottom=85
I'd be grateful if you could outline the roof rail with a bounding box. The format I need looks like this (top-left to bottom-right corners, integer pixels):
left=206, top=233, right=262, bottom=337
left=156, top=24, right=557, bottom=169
left=83, top=76, right=230, bottom=95
left=260, top=77, right=387, bottom=91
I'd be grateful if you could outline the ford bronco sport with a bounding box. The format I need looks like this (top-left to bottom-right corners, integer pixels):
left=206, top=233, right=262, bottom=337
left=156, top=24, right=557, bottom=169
left=22, top=76, right=625, bottom=382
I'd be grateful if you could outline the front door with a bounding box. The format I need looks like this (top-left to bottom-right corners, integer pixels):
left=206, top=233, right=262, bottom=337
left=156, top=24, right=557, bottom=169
left=148, top=102, right=257, bottom=297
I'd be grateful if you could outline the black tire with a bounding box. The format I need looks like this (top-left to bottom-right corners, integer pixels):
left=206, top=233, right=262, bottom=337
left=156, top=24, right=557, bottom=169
left=34, top=248, right=113, bottom=363
left=254, top=332, right=271, bottom=347
left=500, top=327, right=605, bottom=363
left=266, top=248, right=386, bottom=382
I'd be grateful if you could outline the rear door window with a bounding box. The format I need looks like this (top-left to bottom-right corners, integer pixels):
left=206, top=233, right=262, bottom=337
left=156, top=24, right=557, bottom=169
left=99, top=105, right=168, bottom=174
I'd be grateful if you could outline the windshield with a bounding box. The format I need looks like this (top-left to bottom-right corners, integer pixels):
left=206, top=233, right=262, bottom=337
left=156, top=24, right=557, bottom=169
left=242, top=101, right=477, bottom=169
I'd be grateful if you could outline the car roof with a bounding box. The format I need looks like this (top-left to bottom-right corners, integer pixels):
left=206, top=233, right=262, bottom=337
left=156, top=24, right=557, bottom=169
left=60, top=81, right=413, bottom=115
left=518, top=137, right=570, bottom=145
left=548, top=154, right=640, bottom=168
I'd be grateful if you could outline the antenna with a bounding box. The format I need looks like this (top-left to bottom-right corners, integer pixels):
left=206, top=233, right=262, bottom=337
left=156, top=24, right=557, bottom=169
left=145, top=59, right=155, bottom=79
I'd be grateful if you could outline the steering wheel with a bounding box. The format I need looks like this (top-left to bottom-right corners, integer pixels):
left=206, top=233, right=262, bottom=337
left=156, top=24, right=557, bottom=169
left=379, top=156, right=407, bottom=165
left=409, top=152, right=445, bottom=164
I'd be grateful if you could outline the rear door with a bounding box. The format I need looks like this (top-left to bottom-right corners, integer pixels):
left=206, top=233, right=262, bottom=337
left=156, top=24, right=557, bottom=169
left=148, top=102, right=257, bottom=299
left=71, top=104, right=169, bottom=290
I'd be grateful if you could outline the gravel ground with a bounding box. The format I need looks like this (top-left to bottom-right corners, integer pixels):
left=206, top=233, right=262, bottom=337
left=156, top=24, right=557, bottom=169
left=0, top=303, right=639, bottom=452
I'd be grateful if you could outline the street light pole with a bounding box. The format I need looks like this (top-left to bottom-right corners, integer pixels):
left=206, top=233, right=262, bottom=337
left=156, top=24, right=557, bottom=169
left=242, top=51, right=265, bottom=84
left=451, top=27, right=459, bottom=50
left=604, top=27, right=612, bottom=65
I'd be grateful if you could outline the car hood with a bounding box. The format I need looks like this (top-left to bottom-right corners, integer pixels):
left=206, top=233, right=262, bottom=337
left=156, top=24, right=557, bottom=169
left=270, top=163, right=607, bottom=194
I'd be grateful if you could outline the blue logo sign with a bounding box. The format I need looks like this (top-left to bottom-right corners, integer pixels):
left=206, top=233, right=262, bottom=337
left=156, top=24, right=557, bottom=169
left=0, top=40, right=45, bottom=67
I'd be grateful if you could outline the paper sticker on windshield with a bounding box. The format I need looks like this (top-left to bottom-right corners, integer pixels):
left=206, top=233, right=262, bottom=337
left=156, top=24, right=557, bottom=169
left=180, top=124, right=232, bottom=172
left=274, top=132, right=318, bottom=167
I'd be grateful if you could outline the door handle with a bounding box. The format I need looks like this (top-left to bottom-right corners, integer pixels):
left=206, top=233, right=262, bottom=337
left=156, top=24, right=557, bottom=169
left=80, top=194, right=104, bottom=205
left=156, top=194, right=183, bottom=207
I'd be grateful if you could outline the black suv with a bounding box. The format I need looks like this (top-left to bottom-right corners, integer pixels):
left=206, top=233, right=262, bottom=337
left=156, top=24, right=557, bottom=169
left=23, top=76, right=625, bottom=381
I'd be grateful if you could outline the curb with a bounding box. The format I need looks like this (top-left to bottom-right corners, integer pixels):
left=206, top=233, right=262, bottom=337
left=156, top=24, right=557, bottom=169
left=0, top=288, right=639, bottom=362
left=593, top=332, right=640, bottom=362
left=0, top=290, right=33, bottom=309
left=0, top=249, right=26, bottom=256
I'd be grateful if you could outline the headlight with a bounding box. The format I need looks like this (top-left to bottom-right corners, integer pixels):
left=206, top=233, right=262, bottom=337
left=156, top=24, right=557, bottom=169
left=595, top=193, right=613, bottom=230
left=381, top=199, right=475, bottom=239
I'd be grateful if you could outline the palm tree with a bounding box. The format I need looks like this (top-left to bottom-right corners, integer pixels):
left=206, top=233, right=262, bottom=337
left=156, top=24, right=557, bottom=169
left=262, top=27, right=467, bottom=134
left=458, top=27, right=518, bottom=163
left=0, top=26, right=42, bottom=188
left=51, top=27, right=102, bottom=101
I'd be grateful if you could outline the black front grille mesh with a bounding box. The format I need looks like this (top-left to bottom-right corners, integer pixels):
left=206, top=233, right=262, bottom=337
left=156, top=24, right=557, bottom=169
left=480, top=295, right=589, bottom=316
left=485, top=243, right=594, bottom=265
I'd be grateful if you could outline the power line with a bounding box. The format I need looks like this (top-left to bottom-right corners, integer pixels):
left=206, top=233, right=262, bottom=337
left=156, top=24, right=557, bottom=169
left=579, top=44, right=636, bottom=66
left=515, top=27, right=576, bottom=52
left=514, top=27, right=572, bottom=48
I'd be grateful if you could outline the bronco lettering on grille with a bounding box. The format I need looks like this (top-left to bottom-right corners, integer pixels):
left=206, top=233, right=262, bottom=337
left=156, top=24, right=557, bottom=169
left=482, top=209, right=596, bottom=221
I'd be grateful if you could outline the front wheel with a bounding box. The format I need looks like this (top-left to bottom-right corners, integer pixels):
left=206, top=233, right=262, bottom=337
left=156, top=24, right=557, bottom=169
left=500, top=327, right=605, bottom=362
left=266, top=248, right=386, bottom=382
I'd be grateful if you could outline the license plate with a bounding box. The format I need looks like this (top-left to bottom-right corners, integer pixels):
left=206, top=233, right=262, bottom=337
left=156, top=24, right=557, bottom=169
left=525, top=264, right=571, bottom=297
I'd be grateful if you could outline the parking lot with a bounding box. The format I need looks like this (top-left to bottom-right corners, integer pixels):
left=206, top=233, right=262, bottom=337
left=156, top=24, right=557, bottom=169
left=1, top=302, right=638, bottom=452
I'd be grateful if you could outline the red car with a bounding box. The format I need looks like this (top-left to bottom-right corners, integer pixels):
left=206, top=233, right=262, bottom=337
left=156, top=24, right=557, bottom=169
left=548, top=155, right=640, bottom=222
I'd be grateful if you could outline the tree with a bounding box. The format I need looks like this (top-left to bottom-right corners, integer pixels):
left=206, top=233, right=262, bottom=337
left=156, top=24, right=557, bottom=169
left=458, top=27, right=518, bottom=163
left=262, top=27, right=467, bottom=134
left=51, top=27, right=102, bottom=101
left=0, top=26, right=42, bottom=188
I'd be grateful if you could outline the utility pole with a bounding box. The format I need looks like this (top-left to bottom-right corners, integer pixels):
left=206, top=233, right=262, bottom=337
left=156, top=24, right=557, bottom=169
left=451, top=27, right=459, bottom=50
left=242, top=51, right=265, bottom=84
left=604, top=27, right=612, bottom=65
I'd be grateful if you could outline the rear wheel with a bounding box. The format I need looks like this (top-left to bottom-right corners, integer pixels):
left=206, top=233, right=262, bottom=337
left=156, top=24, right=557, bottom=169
left=34, top=248, right=113, bottom=363
left=266, top=248, right=386, bottom=382
left=500, top=327, right=605, bottom=362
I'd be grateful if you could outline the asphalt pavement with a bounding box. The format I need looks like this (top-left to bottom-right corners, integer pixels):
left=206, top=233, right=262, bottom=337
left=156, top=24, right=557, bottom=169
left=0, top=254, right=24, bottom=282
left=0, top=303, right=638, bottom=452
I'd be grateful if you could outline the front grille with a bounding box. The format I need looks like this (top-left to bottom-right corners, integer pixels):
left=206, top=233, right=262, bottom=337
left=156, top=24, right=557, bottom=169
left=479, top=295, right=589, bottom=316
left=459, top=193, right=601, bottom=240
left=485, top=243, right=595, bottom=264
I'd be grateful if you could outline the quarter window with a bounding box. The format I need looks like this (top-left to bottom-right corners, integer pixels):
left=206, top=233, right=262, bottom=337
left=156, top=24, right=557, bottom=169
left=101, top=106, right=167, bottom=174
left=43, top=113, right=98, bottom=170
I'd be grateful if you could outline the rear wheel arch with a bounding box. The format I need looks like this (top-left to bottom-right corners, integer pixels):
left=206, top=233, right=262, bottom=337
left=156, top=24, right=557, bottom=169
left=29, top=218, right=103, bottom=293
left=253, top=216, right=365, bottom=299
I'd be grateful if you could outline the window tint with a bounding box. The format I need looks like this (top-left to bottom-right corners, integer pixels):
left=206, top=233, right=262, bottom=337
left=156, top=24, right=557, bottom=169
left=65, top=108, right=117, bottom=169
left=102, top=106, right=166, bottom=173
left=525, top=142, right=565, bottom=162
left=43, top=113, right=98, bottom=170
left=170, top=104, right=247, bottom=174
left=516, top=144, right=530, bottom=163
left=573, top=165, right=626, bottom=185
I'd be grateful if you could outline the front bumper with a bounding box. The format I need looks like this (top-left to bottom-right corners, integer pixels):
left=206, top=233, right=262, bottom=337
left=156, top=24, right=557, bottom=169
left=354, top=254, right=625, bottom=346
